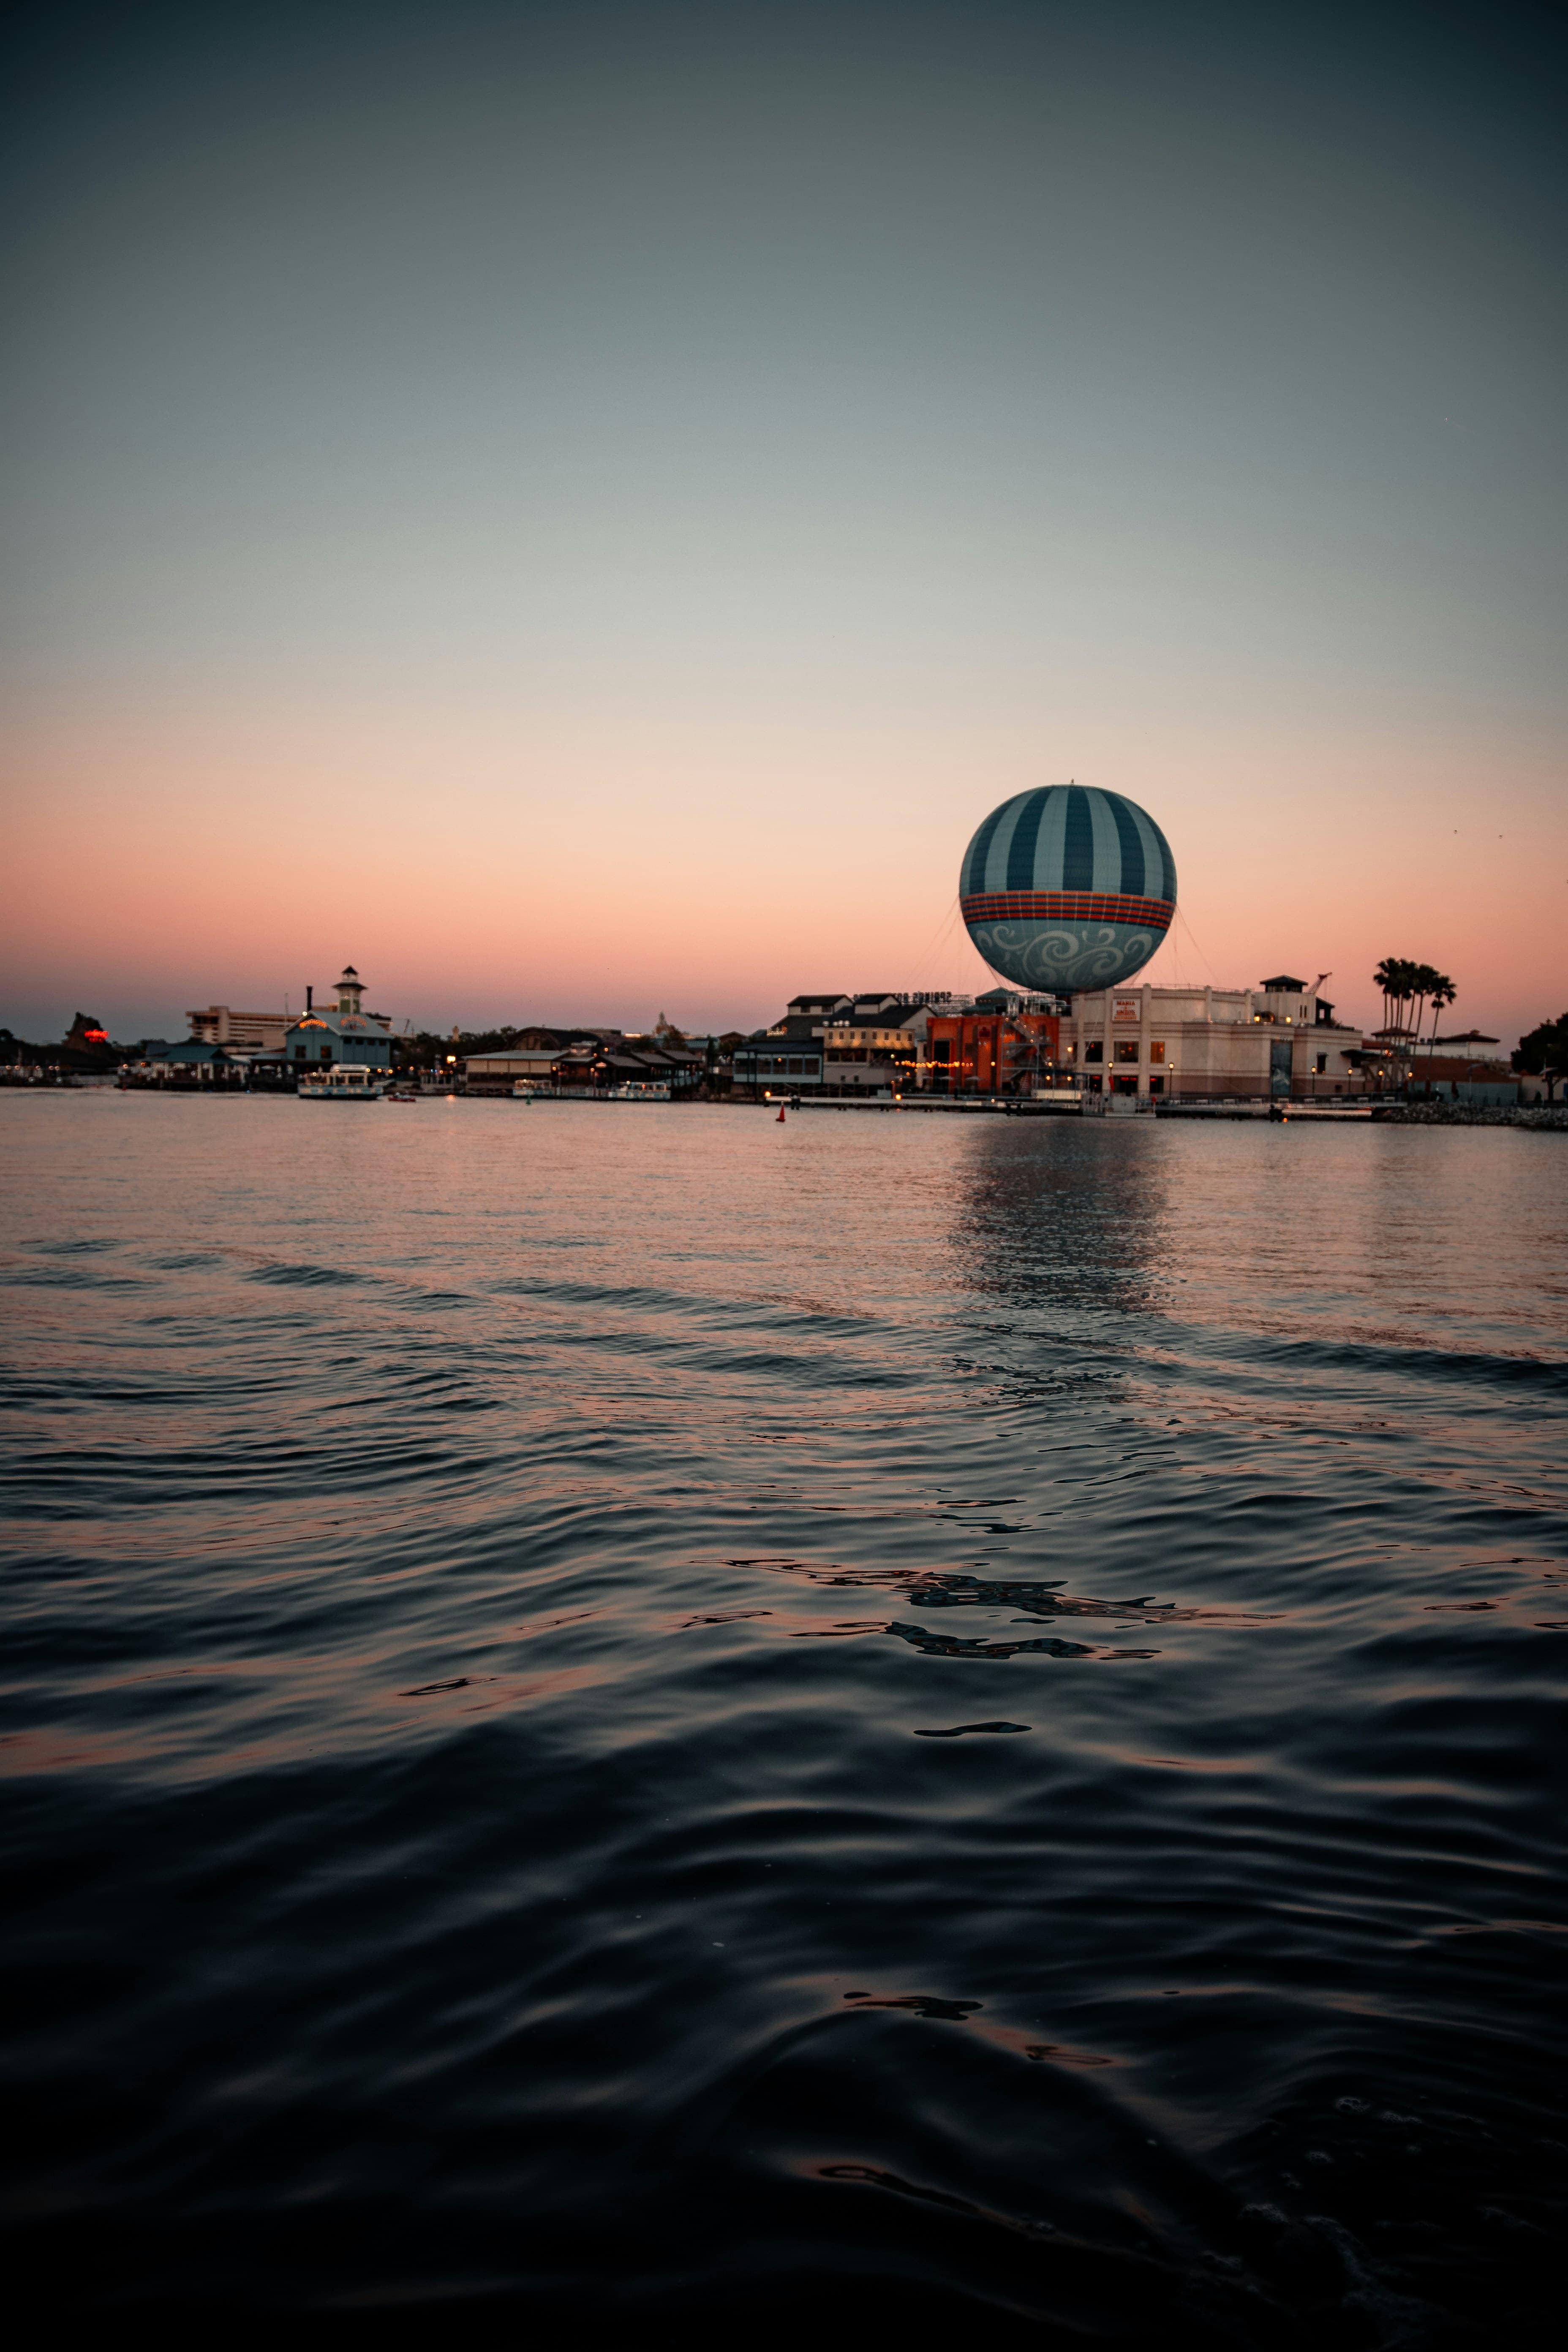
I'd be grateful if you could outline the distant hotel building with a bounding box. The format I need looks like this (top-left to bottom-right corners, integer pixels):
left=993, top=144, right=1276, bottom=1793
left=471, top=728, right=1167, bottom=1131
left=187, top=1004, right=291, bottom=1051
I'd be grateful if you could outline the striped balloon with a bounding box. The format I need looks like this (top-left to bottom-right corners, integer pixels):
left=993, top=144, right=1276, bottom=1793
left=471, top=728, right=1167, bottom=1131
left=959, top=784, right=1177, bottom=993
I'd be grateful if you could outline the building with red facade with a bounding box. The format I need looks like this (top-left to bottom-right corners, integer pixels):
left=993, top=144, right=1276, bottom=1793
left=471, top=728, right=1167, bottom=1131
left=925, top=1006, right=1061, bottom=1095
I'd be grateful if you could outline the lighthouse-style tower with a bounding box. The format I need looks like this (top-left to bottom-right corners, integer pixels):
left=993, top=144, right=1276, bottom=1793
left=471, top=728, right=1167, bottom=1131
left=284, top=964, right=392, bottom=1077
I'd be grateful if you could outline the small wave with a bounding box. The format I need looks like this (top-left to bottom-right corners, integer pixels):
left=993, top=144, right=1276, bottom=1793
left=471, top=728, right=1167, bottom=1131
left=246, top=1263, right=363, bottom=1288
left=913, top=1721, right=1030, bottom=1737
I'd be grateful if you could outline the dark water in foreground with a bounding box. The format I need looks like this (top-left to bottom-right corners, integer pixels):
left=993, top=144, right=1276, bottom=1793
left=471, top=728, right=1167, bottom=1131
left=2, top=1096, right=1565, bottom=2341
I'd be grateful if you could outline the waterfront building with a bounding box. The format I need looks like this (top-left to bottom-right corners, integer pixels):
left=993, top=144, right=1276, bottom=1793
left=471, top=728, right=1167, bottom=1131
left=820, top=1001, right=936, bottom=1094
left=465, top=1026, right=709, bottom=1097
left=732, top=995, right=841, bottom=1094
left=284, top=966, right=395, bottom=1075
left=1390, top=1029, right=1515, bottom=1103
left=580, top=1043, right=704, bottom=1094
left=926, top=1005, right=1061, bottom=1094
left=139, top=1040, right=247, bottom=1083
left=1411, top=1029, right=1499, bottom=1056
left=1403, top=1052, right=1519, bottom=1105
left=734, top=1018, right=826, bottom=1093
left=1059, top=976, right=1366, bottom=1100
left=464, top=1026, right=624, bottom=1095
left=737, top=993, right=975, bottom=1096
left=737, top=991, right=971, bottom=1097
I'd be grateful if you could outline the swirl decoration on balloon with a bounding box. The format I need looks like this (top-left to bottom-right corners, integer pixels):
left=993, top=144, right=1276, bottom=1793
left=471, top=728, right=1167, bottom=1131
left=959, top=786, right=1177, bottom=994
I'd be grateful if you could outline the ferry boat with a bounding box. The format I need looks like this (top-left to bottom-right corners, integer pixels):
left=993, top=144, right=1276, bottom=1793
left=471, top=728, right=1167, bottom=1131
left=297, top=1067, right=388, bottom=1101
left=607, top=1081, right=671, bottom=1101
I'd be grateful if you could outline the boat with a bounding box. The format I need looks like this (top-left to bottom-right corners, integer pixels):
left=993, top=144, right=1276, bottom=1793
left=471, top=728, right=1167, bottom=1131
left=297, top=1067, right=388, bottom=1101
left=606, top=1081, right=671, bottom=1102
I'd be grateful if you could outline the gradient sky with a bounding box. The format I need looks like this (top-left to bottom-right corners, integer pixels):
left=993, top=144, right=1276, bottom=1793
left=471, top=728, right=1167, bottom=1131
left=3, top=0, right=1564, bottom=1046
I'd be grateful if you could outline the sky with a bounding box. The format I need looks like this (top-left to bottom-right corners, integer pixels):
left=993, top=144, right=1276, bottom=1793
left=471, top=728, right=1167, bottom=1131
left=2, top=0, right=1564, bottom=1047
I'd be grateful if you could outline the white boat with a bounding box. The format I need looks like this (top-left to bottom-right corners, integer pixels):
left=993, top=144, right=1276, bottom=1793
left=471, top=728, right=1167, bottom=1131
left=607, top=1081, right=671, bottom=1101
left=297, top=1067, right=388, bottom=1101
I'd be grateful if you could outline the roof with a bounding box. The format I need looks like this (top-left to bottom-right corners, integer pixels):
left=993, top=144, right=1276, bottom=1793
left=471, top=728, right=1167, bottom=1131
left=158, top=1040, right=224, bottom=1062
left=497, top=1026, right=608, bottom=1051
left=594, top=1048, right=701, bottom=1075
left=765, top=1013, right=833, bottom=1041
left=1259, top=975, right=1308, bottom=991
left=826, top=1006, right=930, bottom=1032
left=465, top=1046, right=563, bottom=1065
left=973, top=986, right=1060, bottom=1011
left=961, top=785, right=1176, bottom=904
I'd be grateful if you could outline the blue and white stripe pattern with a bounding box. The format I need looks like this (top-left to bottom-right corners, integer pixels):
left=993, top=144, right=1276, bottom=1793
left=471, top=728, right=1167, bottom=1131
left=961, top=785, right=1176, bottom=903
left=959, top=785, right=1178, bottom=994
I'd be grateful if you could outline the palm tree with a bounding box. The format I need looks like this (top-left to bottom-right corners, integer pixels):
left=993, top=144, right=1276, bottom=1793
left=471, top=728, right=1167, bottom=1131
left=1408, top=962, right=1437, bottom=1044
left=1426, top=974, right=1456, bottom=1048
left=1373, top=957, right=1401, bottom=1034
left=1390, top=959, right=1417, bottom=1037
left=1397, top=960, right=1417, bottom=1036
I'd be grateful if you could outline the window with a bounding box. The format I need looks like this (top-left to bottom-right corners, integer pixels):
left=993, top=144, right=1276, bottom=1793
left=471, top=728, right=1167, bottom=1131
left=1115, top=1040, right=1139, bottom=1064
left=1149, top=1041, right=1165, bottom=1064
left=1147, top=1075, right=1164, bottom=1095
left=1112, top=1074, right=1138, bottom=1093
left=787, top=1057, right=801, bottom=1075
left=1084, top=1040, right=1103, bottom=1064
left=1315, top=1053, right=1327, bottom=1074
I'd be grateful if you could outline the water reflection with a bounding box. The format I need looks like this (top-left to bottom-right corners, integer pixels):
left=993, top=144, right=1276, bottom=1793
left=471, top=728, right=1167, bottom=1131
left=952, top=1119, right=1173, bottom=1320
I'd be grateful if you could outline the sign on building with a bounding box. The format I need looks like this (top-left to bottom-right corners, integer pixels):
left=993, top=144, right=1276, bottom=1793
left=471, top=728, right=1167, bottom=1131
left=1112, top=995, right=1141, bottom=1022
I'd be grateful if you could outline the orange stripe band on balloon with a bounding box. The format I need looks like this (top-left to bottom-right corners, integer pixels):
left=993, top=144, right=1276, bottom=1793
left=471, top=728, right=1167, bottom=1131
left=961, top=891, right=1175, bottom=929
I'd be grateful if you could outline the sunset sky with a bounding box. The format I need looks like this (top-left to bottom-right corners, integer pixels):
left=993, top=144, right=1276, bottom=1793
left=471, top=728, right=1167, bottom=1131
left=3, top=0, right=1564, bottom=1047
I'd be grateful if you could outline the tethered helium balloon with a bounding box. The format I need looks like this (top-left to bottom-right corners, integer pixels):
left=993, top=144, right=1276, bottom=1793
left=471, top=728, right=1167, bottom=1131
left=959, top=783, right=1177, bottom=994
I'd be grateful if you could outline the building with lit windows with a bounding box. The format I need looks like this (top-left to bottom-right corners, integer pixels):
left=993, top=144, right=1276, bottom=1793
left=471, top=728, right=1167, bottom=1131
left=1060, top=976, right=1366, bottom=1100
left=926, top=1001, right=1062, bottom=1094
left=283, top=966, right=395, bottom=1075
left=736, top=991, right=978, bottom=1097
left=186, top=1005, right=290, bottom=1050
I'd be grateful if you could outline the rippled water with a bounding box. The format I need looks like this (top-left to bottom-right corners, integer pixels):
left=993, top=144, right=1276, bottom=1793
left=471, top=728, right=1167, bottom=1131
left=2, top=1095, right=1564, bottom=2339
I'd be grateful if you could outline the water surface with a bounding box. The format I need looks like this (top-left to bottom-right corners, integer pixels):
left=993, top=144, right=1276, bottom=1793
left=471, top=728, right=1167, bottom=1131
left=2, top=1096, right=1564, bottom=2340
